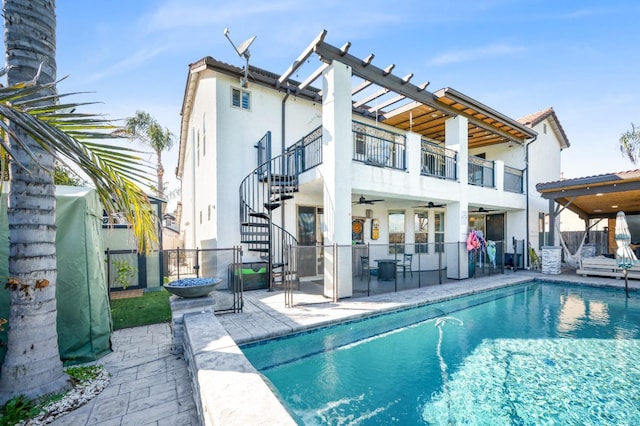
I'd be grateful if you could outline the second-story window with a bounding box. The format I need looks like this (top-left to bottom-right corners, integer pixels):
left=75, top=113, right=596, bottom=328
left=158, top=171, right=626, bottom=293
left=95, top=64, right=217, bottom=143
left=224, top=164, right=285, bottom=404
left=231, top=88, right=251, bottom=110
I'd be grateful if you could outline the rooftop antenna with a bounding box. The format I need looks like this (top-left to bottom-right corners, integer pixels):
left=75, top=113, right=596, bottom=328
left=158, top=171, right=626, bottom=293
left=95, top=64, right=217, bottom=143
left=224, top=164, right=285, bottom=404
left=223, top=28, right=256, bottom=88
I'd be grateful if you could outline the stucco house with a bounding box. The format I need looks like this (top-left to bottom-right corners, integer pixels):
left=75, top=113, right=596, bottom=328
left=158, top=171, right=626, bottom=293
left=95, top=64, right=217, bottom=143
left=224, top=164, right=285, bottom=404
left=176, top=31, right=569, bottom=298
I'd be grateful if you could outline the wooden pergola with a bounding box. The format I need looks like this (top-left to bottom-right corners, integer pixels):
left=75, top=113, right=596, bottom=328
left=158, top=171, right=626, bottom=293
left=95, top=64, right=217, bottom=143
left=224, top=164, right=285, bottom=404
left=277, top=30, right=536, bottom=148
left=536, top=170, right=640, bottom=247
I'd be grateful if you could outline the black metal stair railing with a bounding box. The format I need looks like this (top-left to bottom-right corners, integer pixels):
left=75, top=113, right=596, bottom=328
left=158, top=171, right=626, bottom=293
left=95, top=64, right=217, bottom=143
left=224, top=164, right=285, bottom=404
left=239, top=147, right=299, bottom=290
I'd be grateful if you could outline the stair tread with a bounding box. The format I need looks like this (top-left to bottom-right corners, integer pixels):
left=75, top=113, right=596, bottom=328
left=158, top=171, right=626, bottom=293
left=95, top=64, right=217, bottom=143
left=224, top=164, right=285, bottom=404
left=270, top=195, right=294, bottom=202
left=242, top=222, right=269, bottom=227
left=249, top=212, right=269, bottom=220
left=264, top=203, right=280, bottom=210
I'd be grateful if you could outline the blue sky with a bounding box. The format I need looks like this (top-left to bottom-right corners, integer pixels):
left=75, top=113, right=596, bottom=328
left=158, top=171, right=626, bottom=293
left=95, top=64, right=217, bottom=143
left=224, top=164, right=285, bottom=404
left=5, top=1, right=640, bottom=204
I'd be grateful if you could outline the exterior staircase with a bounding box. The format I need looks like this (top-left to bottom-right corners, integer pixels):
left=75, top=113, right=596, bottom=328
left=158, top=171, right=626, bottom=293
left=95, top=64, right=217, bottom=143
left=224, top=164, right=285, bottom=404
left=239, top=132, right=299, bottom=290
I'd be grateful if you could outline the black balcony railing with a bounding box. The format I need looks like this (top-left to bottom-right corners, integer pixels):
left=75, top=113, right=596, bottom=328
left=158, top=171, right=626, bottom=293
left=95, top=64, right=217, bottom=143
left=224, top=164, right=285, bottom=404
left=468, top=156, right=495, bottom=188
left=504, top=166, right=524, bottom=193
left=352, top=121, right=406, bottom=170
left=421, top=140, right=457, bottom=180
left=285, top=126, right=323, bottom=174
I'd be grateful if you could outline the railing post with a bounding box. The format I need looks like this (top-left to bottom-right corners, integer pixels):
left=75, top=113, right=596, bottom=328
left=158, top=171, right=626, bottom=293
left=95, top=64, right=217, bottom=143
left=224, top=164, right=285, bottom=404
left=333, top=243, right=338, bottom=303
left=366, top=242, right=371, bottom=297
left=438, top=248, right=442, bottom=285
left=194, top=247, right=200, bottom=277
left=176, top=246, right=181, bottom=280
left=106, top=248, right=111, bottom=298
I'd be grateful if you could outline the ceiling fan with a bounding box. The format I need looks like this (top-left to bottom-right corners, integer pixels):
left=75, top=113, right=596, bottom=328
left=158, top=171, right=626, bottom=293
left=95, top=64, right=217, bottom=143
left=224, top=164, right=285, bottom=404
left=353, top=195, right=384, bottom=205
left=470, top=207, right=499, bottom=213
left=413, top=201, right=445, bottom=209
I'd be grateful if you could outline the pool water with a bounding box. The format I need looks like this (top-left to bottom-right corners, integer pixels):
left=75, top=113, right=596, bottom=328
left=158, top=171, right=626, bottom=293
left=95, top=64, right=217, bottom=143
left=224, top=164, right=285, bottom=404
left=241, top=282, right=640, bottom=425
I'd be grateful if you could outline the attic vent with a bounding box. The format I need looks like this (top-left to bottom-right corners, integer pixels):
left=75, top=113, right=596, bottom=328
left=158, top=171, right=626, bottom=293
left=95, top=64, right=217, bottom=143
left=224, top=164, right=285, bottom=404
left=543, top=123, right=547, bottom=134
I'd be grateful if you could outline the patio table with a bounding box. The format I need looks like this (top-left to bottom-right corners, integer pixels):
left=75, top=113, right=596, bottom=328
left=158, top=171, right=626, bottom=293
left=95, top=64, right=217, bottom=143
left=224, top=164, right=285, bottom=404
left=375, top=259, right=399, bottom=281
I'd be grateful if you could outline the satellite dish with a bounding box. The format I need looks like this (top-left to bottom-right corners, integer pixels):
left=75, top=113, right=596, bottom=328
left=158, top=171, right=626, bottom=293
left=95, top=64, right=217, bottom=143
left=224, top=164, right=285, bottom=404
left=224, top=28, right=256, bottom=88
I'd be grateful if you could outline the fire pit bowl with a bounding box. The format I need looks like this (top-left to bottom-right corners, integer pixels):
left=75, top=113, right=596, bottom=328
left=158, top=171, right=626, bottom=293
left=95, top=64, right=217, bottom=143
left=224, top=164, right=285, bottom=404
left=164, top=277, right=223, bottom=298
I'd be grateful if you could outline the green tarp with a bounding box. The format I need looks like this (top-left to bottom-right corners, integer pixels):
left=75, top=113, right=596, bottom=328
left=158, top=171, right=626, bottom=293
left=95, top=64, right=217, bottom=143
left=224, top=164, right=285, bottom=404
left=0, top=186, right=112, bottom=365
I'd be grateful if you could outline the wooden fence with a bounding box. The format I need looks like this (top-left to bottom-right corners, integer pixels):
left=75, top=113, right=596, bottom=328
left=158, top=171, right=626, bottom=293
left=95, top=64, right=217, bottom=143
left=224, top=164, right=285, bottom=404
left=560, top=230, right=608, bottom=257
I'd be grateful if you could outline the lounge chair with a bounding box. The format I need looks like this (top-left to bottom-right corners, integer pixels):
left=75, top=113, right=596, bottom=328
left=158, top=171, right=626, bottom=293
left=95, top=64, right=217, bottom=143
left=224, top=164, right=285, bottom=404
left=577, top=255, right=640, bottom=279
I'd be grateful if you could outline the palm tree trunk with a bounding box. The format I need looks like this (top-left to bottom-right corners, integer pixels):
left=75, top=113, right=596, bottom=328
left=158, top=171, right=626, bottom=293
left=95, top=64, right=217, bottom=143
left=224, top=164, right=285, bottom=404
left=157, top=148, right=164, bottom=198
left=0, top=0, right=69, bottom=401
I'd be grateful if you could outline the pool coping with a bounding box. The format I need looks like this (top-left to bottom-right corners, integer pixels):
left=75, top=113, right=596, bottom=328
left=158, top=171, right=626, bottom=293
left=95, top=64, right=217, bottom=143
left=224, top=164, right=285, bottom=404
left=196, top=271, right=637, bottom=424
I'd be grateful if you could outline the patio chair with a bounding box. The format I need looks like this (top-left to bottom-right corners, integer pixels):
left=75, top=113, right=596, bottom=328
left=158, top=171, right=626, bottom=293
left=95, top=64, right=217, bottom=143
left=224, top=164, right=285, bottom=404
left=397, top=253, right=413, bottom=277
left=360, top=256, right=378, bottom=282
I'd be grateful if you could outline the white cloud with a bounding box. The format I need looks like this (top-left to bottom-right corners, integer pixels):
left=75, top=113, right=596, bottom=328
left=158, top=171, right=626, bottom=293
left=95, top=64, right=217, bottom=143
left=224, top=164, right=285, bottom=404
left=84, top=45, right=171, bottom=83
left=429, top=43, right=526, bottom=66
left=144, top=0, right=299, bottom=32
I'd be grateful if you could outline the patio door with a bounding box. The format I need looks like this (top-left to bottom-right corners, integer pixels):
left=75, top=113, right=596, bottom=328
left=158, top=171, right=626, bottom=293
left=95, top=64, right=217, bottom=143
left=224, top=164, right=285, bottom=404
left=297, top=206, right=324, bottom=277
left=486, top=213, right=505, bottom=262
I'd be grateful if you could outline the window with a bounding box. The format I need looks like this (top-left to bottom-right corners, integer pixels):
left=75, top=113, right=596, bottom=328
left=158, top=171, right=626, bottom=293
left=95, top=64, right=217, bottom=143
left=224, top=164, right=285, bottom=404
left=434, top=212, right=444, bottom=253
left=414, top=211, right=428, bottom=253
left=231, top=88, right=251, bottom=110
left=208, top=205, right=211, bottom=221
left=199, top=211, right=202, bottom=225
left=389, top=210, right=405, bottom=254
left=543, top=123, right=547, bottom=134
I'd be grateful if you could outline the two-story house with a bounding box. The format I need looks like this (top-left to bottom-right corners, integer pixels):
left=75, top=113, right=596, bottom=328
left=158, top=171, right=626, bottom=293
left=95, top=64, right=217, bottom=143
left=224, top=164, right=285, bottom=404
left=176, top=31, right=569, bottom=299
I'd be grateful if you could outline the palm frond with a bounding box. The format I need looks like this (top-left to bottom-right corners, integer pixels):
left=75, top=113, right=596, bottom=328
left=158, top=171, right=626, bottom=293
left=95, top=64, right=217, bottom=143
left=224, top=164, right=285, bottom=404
left=0, top=79, right=158, bottom=252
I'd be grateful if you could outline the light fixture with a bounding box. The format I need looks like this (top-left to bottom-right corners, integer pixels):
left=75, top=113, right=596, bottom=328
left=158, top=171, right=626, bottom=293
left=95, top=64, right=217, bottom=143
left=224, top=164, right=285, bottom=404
left=611, top=205, right=619, bottom=209
left=594, top=209, right=602, bottom=213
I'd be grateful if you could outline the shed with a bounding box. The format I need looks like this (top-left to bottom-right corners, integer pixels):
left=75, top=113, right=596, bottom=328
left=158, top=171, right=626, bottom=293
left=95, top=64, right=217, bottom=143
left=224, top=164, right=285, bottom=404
left=0, top=186, right=112, bottom=365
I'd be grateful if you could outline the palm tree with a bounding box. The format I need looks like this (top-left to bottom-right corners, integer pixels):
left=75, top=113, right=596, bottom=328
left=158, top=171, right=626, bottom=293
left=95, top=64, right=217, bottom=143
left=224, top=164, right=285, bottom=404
left=0, top=0, right=157, bottom=402
left=122, top=111, right=175, bottom=198
left=620, top=123, right=640, bottom=164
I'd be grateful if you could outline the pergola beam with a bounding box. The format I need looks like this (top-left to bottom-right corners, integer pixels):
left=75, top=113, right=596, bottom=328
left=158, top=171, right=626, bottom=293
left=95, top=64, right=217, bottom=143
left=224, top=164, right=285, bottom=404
left=278, top=29, right=327, bottom=88
left=352, top=80, right=373, bottom=96
left=367, top=94, right=406, bottom=113
left=297, top=63, right=329, bottom=92
left=353, top=87, right=389, bottom=108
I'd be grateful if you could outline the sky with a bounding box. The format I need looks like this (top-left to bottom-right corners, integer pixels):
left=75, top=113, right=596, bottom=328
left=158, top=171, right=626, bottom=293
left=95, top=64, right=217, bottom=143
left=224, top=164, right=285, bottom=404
left=3, top=1, right=640, bottom=210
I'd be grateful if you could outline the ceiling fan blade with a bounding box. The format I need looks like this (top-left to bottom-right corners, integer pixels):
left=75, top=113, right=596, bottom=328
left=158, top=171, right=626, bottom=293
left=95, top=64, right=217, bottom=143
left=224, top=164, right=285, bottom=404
left=354, top=195, right=384, bottom=204
left=413, top=201, right=445, bottom=208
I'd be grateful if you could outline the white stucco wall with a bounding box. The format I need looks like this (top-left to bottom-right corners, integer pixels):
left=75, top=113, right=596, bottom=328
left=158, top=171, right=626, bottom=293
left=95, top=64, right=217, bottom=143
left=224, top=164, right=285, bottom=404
left=179, top=64, right=566, bottom=278
left=527, top=117, right=565, bottom=249
left=181, top=70, right=322, bottom=250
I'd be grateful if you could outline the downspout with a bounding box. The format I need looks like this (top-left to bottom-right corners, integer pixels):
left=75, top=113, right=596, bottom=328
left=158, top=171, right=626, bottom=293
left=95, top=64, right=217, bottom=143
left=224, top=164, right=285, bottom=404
left=524, top=134, right=538, bottom=269
left=281, top=88, right=290, bottom=233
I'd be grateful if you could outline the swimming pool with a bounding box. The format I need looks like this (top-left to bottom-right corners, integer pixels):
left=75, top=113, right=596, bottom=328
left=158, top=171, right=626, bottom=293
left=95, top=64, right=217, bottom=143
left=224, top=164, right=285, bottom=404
left=241, top=281, right=640, bottom=425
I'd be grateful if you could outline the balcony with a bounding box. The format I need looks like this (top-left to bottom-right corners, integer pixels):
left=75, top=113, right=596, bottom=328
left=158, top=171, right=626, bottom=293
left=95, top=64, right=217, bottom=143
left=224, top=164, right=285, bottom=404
left=504, top=165, right=524, bottom=193
left=287, top=123, right=525, bottom=195
left=468, top=155, right=495, bottom=188
left=285, top=126, right=322, bottom=175
left=421, top=139, right=457, bottom=181
left=352, top=121, right=406, bottom=170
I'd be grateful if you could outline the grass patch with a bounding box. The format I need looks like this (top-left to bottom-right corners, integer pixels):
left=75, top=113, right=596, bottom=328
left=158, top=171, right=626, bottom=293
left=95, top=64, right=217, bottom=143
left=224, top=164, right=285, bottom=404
left=110, top=289, right=171, bottom=330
